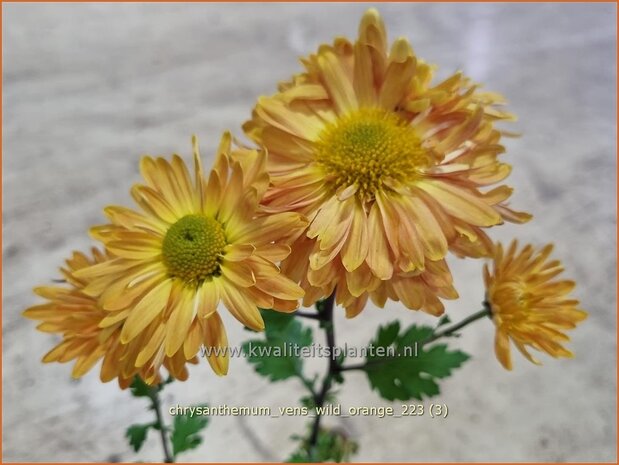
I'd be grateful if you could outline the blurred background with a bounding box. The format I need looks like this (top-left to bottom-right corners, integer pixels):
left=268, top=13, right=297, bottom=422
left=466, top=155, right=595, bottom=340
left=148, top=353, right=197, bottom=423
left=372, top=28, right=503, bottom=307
left=3, top=2, right=616, bottom=462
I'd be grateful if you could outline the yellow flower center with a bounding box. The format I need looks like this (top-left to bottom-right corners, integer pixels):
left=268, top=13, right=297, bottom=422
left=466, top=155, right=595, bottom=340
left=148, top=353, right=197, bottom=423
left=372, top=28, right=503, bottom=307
left=491, top=281, right=533, bottom=320
left=162, top=215, right=226, bottom=283
left=314, top=108, right=430, bottom=199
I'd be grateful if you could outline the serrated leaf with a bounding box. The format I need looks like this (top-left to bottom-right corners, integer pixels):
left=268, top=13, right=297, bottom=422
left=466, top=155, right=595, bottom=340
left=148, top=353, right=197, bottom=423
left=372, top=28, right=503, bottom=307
left=170, top=405, right=210, bottom=457
left=242, top=309, right=313, bottom=381
left=125, top=423, right=154, bottom=452
left=262, top=309, right=299, bottom=333
left=375, top=321, right=400, bottom=347
left=417, top=344, right=470, bottom=378
left=398, top=325, right=433, bottom=347
left=365, top=322, right=470, bottom=401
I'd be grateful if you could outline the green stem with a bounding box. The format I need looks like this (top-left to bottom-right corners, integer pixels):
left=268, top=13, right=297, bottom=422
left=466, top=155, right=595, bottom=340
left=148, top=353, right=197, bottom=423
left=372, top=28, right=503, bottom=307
left=307, top=291, right=337, bottom=459
left=148, top=386, right=174, bottom=463
left=426, top=306, right=492, bottom=344
left=297, top=372, right=318, bottom=399
left=339, top=306, right=492, bottom=372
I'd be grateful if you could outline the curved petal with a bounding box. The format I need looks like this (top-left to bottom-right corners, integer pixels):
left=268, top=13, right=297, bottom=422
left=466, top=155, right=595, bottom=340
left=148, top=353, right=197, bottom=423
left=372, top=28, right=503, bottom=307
left=120, top=279, right=172, bottom=344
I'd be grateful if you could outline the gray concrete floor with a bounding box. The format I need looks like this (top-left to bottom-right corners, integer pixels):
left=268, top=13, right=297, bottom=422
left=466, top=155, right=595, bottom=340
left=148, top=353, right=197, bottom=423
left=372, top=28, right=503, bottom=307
left=2, top=2, right=616, bottom=462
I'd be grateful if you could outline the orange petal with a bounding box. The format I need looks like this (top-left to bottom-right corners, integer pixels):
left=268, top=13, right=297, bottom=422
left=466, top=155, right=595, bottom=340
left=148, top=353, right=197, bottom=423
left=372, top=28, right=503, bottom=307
left=255, top=275, right=305, bottom=301
left=131, top=185, right=178, bottom=225
left=223, top=244, right=255, bottom=262
left=494, top=329, right=513, bottom=370
left=136, top=323, right=166, bottom=367
left=255, top=244, right=291, bottom=263
left=317, top=50, right=358, bottom=114
left=379, top=38, right=416, bottom=110
left=201, top=313, right=229, bottom=376
left=341, top=200, right=369, bottom=272
left=256, top=97, right=323, bottom=141
left=218, top=279, right=264, bottom=331
left=403, top=196, right=448, bottom=260
left=120, top=279, right=172, bottom=344
left=165, top=288, right=197, bottom=357
left=366, top=203, right=393, bottom=280
left=183, top=320, right=204, bottom=360
left=221, top=260, right=256, bottom=288
left=417, top=179, right=501, bottom=227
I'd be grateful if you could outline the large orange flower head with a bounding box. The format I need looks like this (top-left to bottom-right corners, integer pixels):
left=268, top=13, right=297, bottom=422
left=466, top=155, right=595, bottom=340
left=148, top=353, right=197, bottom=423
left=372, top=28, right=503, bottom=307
left=243, top=9, right=530, bottom=317
left=484, top=241, right=587, bottom=370
left=73, top=134, right=307, bottom=383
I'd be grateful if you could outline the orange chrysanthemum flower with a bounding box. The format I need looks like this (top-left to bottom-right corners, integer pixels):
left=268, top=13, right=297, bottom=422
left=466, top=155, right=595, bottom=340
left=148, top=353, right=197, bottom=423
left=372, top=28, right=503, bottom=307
left=242, top=9, right=530, bottom=316
left=23, top=249, right=193, bottom=388
left=484, top=241, right=587, bottom=370
left=73, top=134, right=306, bottom=383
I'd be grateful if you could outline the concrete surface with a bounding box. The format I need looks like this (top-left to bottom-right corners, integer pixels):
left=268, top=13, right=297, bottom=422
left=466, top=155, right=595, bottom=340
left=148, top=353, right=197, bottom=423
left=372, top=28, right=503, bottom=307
left=2, top=2, right=616, bottom=462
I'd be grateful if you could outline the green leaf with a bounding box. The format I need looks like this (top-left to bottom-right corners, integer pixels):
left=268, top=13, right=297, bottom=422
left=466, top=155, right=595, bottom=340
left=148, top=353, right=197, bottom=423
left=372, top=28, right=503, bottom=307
left=125, top=423, right=154, bottom=452
left=374, top=321, right=401, bottom=346
left=242, top=309, right=313, bottom=381
left=436, top=314, right=452, bottom=328
left=170, top=405, right=210, bottom=457
left=364, top=322, right=470, bottom=401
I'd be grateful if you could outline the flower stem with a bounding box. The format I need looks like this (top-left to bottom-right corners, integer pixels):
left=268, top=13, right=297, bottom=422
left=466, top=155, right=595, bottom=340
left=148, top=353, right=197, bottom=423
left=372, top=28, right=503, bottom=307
left=425, top=305, right=492, bottom=344
left=339, top=305, right=492, bottom=372
left=147, top=385, right=174, bottom=463
left=307, top=291, right=337, bottom=458
left=297, top=371, right=318, bottom=399
left=295, top=310, right=322, bottom=320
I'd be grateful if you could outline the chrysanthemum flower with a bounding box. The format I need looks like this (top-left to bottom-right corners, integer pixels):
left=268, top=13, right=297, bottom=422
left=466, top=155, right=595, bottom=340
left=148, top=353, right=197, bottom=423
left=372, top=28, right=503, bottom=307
left=23, top=249, right=190, bottom=388
left=242, top=8, right=530, bottom=316
left=484, top=240, right=587, bottom=370
left=74, top=134, right=306, bottom=382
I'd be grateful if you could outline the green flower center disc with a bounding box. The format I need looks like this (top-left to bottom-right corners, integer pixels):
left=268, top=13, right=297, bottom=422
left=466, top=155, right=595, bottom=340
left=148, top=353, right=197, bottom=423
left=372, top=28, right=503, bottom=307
left=162, top=214, right=226, bottom=283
